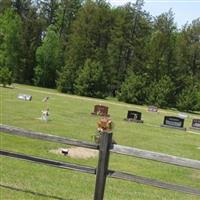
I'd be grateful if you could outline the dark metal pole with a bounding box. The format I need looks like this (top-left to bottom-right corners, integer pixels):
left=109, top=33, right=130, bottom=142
left=94, top=132, right=113, bottom=200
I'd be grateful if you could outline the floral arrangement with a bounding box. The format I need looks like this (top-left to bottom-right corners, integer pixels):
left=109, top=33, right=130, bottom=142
left=97, top=117, right=113, bottom=132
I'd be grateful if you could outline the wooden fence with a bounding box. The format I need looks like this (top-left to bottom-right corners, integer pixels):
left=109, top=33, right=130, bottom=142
left=1, top=124, right=200, bottom=200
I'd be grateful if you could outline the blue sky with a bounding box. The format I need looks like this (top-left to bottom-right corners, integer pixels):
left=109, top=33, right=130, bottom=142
left=108, top=0, right=200, bottom=28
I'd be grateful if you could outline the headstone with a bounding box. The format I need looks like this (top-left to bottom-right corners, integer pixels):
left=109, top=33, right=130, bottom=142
left=91, top=105, right=110, bottom=117
left=178, top=113, right=188, bottom=119
left=190, top=119, right=200, bottom=131
left=161, top=116, right=186, bottom=131
left=148, top=106, right=158, bottom=112
left=124, top=110, right=143, bottom=123
left=41, top=109, right=49, bottom=121
left=42, top=96, right=49, bottom=102
left=17, top=94, right=32, bottom=101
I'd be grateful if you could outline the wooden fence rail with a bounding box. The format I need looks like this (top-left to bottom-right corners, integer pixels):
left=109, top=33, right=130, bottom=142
left=0, top=150, right=96, bottom=174
left=1, top=149, right=200, bottom=196
left=0, top=124, right=98, bottom=150
left=1, top=124, right=200, bottom=199
left=1, top=124, right=199, bottom=170
left=111, top=145, right=200, bottom=170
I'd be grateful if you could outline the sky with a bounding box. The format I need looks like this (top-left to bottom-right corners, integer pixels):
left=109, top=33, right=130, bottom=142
left=108, top=0, right=200, bottom=28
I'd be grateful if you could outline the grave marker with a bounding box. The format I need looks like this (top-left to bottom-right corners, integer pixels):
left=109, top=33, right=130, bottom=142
left=41, top=109, right=49, bottom=122
left=178, top=113, right=188, bottom=119
left=161, top=116, right=186, bottom=131
left=91, top=105, right=110, bottom=117
left=17, top=94, right=32, bottom=101
left=148, top=106, right=158, bottom=112
left=124, top=111, right=143, bottom=123
left=42, top=96, right=49, bottom=102
left=190, top=119, right=200, bottom=131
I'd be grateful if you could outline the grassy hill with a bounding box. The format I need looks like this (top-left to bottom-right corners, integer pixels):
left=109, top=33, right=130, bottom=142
left=0, top=84, right=200, bottom=200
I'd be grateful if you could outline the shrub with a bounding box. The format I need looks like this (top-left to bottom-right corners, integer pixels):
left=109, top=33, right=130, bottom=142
left=74, top=59, right=108, bottom=98
left=117, top=74, right=147, bottom=104
left=0, top=67, right=13, bottom=87
left=146, top=76, right=174, bottom=107
left=176, top=86, right=200, bottom=111
left=56, top=65, right=75, bottom=93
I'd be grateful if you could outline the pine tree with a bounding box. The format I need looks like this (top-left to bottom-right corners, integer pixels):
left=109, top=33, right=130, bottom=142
left=34, top=25, right=61, bottom=88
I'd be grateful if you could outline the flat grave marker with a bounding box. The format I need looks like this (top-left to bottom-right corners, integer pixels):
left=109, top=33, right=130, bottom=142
left=161, top=116, right=186, bottom=131
left=148, top=106, right=158, bottom=112
left=124, top=110, right=143, bottom=123
left=91, top=105, right=110, bottom=117
left=17, top=94, right=32, bottom=101
left=178, top=113, right=188, bottom=119
left=190, top=119, right=200, bottom=131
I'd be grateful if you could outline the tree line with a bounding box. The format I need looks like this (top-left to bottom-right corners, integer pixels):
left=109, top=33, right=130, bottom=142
left=0, top=0, right=200, bottom=111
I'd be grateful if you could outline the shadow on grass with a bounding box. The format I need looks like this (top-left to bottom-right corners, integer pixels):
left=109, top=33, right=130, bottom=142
left=187, top=111, right=200, bottom=116
left=0, top=184, right=73, bottom=200
left=0, top=85, right=14, bottom=89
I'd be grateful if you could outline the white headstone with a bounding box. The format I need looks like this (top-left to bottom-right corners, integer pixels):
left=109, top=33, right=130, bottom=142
left=178, top=113, right=188, bottom=119
left=17, top=94, right=32, bottom=101
left=41, top=110, right=49, bottom=121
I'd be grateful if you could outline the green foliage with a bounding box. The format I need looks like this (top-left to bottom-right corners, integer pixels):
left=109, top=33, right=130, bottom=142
left=117, top=73, right=147, bottom=104
left=147, top=76, right=174, bottom=107
left=107, top=3, right=152, bottom=91
left=0, top=0, right=12, bottom=13
left=147, top=10, right=177, bottom=82
left=0, top=9, right=22, bottom=82
left=56, top=64, right=75, bottom=93
left=176, top=86, right=200, bottom=111
left=34, top=25, right=61, bottom=88
left=55, top=0, right=82, bottom=40
left=0, top=67, right=12, bottom=87
left=74, top=59, right=108, bottom=98
left=176, top=19, right=200, bottom=93
left=63, top=0, right=113, bottom=81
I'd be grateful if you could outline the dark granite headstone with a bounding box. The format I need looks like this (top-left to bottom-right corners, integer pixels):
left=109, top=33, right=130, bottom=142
left=124, top=110, right=143, bottom=123
left=91, top=105, right=110, bottom=117
left=148, top=106, right=158, bottom=112
left=190, top=119, right=200, bottom=131
left=161, top=116, right=186, bottom=131
left=17, top=94, right=32, bottom=101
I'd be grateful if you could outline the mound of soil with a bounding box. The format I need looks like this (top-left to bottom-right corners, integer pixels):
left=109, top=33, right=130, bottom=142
left=49, top=147, right=98, bottom=159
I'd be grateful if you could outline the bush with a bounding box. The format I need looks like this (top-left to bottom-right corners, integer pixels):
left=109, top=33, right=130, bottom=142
left=0, top=67, right=13, bottom=87
left=176, top=86, right=200, bottom=111
left=146, top=76, right=174, bottom=107
left=117, top=74, right=147, bottom=104
left=56, top=65, right=75, bottom=93
left=74, top=59, right=108, bottom=98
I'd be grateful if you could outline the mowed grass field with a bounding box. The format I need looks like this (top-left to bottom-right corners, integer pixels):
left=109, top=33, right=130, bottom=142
left=0, top=84, right=200, bottom=200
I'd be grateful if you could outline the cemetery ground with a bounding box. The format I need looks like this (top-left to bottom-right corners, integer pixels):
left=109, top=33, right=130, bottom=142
left=0, top=84, right=200, bottom=200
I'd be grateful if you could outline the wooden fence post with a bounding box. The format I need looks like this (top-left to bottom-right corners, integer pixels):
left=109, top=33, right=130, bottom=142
left=94, top=132, right=113, bottom=200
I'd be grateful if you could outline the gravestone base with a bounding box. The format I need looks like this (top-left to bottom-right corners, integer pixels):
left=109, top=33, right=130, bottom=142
left=189, top=127, right=200, bottom=131
left=124, top=118, right=144, bottom=123
left=160, top=124, right=186, bottom=131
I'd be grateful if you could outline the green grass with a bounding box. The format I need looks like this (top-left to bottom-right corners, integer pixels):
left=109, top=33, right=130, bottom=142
left=0, top=84, right=200, bottom=200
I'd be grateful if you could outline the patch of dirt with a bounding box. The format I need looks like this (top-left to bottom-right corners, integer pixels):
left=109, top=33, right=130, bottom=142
left=49, top=147, right=98, bottom=159
left=189, top=171, right=200, bottom=180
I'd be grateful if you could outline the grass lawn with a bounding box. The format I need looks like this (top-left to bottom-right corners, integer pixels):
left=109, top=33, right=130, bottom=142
left=0, top=84, right=200, bottom=200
